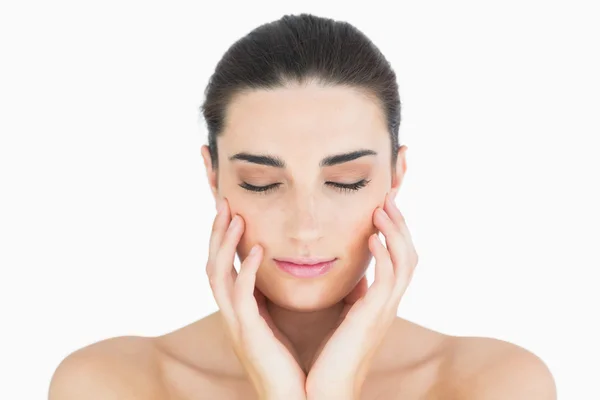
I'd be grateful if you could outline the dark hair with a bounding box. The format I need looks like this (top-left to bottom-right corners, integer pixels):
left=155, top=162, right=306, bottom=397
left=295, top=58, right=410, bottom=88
left=200, top=13, right=401, bottom=172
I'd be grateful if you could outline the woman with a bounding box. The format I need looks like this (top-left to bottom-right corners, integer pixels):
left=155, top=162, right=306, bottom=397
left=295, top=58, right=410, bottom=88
left=49, top=13, right=556, bottom=399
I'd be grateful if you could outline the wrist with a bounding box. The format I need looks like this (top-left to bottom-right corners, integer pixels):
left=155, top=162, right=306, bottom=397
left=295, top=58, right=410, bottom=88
left=263, top=394, right=306, bottom=400
left=251, top=377, right=306, bottom=400
left=306, top=380, right=362, bottom=400
left=307, top=392, right=356, bottom=400
left=306, top=386, right=358, bottom=400
left=259, top=388, right=306, bottom=400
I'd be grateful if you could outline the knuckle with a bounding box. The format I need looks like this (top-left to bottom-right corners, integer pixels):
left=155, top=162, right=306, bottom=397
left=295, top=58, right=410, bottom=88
left=408, top=251, right=418, bottom=267
left=205, top=260, right=214, bottom=273
left=208, top=274, right=218, bottom=290
left=208, top=275, right=219, bottom=292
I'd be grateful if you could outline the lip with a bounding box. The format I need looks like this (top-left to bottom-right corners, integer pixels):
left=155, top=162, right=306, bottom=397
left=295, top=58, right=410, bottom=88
left=274, top=258, right=337, bottom=278
left=274, top=256, right=336, bottom=265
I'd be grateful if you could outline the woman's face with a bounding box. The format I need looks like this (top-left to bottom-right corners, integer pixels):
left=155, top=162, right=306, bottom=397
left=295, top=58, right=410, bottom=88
left=202, top=81, right=406, bottom=311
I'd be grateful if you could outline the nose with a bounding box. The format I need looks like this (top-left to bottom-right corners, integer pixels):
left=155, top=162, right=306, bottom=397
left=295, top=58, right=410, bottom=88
left=285, top=192, right=323, bottom=243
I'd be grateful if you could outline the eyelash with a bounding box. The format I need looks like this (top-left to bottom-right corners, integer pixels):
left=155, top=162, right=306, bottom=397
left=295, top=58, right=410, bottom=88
left=239, top=179, right=371, bottom=195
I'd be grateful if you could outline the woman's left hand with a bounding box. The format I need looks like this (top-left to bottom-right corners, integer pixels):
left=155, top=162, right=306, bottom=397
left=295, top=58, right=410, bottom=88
left=305, top=193, right=419, bottom=400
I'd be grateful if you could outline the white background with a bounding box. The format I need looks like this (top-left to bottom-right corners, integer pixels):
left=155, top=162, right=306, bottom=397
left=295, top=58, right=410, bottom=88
left=1, top=1, right=598, bottom=398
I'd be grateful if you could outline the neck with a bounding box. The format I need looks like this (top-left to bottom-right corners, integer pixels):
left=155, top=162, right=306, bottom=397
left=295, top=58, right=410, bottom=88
left=266, top=298, right=345, bottom=372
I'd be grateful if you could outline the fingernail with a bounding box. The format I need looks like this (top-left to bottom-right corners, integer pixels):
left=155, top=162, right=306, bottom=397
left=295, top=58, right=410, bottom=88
left=376, top=207, right=387, bottom=219
left=229, top=215, right=240, bottom=229
left=249, top=244, right=259, bottom=256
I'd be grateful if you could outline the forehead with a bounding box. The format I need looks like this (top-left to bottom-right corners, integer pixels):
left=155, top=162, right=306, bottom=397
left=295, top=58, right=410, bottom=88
left=220, top=83, right=389, bottom=159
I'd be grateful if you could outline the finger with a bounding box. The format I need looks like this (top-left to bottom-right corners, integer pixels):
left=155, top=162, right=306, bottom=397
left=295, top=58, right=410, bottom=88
left=211, top=214, right=245, bottom=318
left=384, top=194, right=415, bottom=247
left=252, top=284, right=298, bottom=358
left=373, top=207, right=405, bottom=277
left=214, top=213, right=244, bottom=285
left=383, top=196, right=418, bottom=291
left=366, top=233, right=395, bottom=304
left=233, top=244, right=264, bottom=329
left=207, top=197, right=231, bottom=277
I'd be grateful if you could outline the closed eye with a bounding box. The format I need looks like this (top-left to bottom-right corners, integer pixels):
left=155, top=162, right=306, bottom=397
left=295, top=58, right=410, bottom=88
left=239, top=182, right=281, bottom=194
left=239, top=179, right=371, bottom=195
left=326, top=179, right=371, bottom=193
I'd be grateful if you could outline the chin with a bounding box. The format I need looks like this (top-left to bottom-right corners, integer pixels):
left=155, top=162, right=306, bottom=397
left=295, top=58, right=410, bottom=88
left=265, top=290, right=342, bottom=312
left=256, top=258, right=367, bottom=312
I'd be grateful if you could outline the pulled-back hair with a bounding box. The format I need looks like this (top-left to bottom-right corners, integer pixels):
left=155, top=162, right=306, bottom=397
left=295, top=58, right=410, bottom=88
left=201, top=13, right=401, bottom=171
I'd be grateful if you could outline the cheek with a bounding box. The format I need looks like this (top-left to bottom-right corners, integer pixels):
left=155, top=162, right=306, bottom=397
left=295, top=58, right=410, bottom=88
left=334, top=205, right=378, bottom=255
left=232, top=203, right=275, bottom=259
left=231, top=192, right=381, bottom=260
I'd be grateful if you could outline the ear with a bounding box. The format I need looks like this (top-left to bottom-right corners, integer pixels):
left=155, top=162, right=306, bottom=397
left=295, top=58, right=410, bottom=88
left=389, top=145, right=408, bottom=203
left=201, top=145, right=220, bottom=211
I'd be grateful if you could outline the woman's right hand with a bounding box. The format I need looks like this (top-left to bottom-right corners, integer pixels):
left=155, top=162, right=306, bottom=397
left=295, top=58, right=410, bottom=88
left=206, top=197, right=307, bottom=400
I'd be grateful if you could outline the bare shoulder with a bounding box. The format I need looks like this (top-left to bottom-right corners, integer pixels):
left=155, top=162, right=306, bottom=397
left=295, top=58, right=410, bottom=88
left=442, top=336, right=557, bottom=399
left=48, top=335, right=169, bottom=400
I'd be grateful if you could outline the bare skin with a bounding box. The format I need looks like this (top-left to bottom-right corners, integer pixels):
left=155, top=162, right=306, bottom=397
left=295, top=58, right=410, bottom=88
left=49, top=82, right=556, bottom=399
left=152, top=313, right=451, bottom=399
left=48, top=313, right=555, bottom=399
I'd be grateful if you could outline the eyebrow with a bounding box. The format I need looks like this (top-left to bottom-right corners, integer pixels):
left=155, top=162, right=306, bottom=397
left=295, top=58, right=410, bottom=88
left=228, top=149, right=377, bottom=168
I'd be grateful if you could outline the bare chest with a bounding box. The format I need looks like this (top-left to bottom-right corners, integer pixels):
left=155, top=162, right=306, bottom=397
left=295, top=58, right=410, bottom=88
left=157, top=316, right=451, bottom=399
left=161, top=362, right=445, bottom=400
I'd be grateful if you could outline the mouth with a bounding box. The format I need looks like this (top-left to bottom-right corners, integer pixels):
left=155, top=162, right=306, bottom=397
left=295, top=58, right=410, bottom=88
left=273, top=257, right=337, bottom=278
